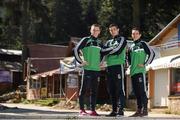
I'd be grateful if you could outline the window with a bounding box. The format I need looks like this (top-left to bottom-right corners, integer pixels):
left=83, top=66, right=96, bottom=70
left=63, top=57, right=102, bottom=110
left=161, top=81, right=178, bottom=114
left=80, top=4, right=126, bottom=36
left=29, top=79, right=40, bottom=89
left=0, top=70, right=12, bottom=83
left=41, top=77, right=47, bottom=88
left=67, top=74, right=78, bottom=88
left=170, top=68, right=180, bottom=95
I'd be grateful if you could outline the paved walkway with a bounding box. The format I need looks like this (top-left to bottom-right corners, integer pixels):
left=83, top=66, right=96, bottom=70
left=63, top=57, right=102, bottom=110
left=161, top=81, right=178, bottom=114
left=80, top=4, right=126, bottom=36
left=0, top=103, right=180, bottom=119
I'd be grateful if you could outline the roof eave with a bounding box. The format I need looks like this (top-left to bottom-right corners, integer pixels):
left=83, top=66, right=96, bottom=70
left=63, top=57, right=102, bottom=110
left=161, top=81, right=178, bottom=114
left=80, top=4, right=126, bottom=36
left=149, top=14, right=180, bottom=46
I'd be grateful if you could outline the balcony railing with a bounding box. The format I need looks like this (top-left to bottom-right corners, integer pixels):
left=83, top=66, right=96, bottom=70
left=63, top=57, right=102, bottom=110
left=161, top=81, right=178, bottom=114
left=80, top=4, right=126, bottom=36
left=154, top=41, right=180, bottom=50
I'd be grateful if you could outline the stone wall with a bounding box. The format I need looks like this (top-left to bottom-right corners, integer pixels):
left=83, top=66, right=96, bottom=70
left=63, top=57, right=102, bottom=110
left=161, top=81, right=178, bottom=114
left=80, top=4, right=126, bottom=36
left=168, top=96, right=180, bottom=114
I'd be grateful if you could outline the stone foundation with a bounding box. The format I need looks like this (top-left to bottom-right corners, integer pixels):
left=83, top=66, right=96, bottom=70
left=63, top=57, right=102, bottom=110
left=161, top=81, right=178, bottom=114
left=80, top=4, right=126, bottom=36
left=168, top=96, right=180, bottom=114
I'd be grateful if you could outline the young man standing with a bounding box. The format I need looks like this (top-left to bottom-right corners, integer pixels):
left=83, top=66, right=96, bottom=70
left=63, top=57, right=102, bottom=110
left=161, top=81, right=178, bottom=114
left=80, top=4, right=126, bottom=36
left=102, top=24, right=127, bottom=116
left=74, top=24, right=102, bottom=116
left=128, top=27, right=155, bottom=117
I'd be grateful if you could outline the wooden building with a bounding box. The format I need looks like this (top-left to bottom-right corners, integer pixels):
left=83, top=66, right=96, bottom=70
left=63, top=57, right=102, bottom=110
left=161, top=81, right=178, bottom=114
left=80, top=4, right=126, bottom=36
left=0, top=49, right=23, bottom=94
left=25, top=40, right=109, bottom=103
left=148, top=14, right=180, bottom=113
left=25, top=44, right=68, bottom=100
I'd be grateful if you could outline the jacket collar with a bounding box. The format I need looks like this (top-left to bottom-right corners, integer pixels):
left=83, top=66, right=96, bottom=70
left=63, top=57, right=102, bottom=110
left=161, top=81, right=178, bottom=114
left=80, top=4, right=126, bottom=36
left=90, top=35, right=97, bottom=40
left=134, top=39, right=141, bottom=44
left=113, top=35, right=120, bottom=39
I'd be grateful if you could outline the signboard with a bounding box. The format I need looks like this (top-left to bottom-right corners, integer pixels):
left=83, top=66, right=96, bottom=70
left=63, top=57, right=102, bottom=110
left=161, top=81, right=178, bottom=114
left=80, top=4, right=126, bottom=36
left=67, top=74, right=78, bottom=88
left=0, top=71, right=12, bottom=83
left=41, top=87, right=47, bottom=98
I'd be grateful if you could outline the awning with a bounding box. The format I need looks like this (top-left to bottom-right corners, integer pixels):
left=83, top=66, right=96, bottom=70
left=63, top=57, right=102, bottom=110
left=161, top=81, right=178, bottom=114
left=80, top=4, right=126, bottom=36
left=60, top=57, right=81, bottom=74
left=25, top=57, right=81, bottom=80
left=148, top=54, right=180, bottom=70
left=25, top=68, right=60, bottom=80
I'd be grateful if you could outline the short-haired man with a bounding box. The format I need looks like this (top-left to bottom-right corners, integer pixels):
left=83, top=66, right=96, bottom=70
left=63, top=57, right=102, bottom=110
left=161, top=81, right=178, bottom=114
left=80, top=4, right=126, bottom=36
left=74, top=24, right=102, bottom=116
left=128, top=27, right=155, bottom=117
left=102, top=24, right=127, bottom=116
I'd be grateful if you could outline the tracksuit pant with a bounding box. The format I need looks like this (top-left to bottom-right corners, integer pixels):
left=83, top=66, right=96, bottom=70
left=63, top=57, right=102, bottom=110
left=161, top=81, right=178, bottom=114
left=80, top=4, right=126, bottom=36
left=131, top=73, right=148, bottom=111
left=107, top=65, right=125, bottom=112
left=79, top=70, right=100, bottom=111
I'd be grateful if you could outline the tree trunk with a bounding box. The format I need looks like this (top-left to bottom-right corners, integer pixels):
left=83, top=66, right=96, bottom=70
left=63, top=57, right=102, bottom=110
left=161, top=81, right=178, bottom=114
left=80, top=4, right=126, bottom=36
left=132, top=0, right=140, bottom=27
left=21, top=0, right=29, bottom=80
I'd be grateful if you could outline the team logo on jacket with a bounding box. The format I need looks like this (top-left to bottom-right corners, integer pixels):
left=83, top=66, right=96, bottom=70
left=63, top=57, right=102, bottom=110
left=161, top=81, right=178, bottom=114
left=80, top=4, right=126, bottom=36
left=118, top=74, right=121, bottom=79
left=139, top=77, right=142, bottom=82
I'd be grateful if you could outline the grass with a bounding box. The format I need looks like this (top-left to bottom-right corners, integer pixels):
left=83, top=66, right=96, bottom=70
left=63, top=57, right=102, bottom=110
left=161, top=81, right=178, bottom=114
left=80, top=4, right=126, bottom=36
left=22, top=98, right=60, bottom=106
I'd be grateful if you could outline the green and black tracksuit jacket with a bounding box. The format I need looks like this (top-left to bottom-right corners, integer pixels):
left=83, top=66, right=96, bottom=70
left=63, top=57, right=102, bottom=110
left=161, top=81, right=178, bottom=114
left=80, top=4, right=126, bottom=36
left=128, top=39, right=155, bottom=110
left=74, top=35, right=106, bottom=111
left=128, top=39, right=155, bottom=76
left=101, top=35, right=127, bottom=111
left=74, top=36, right=103, bottom=71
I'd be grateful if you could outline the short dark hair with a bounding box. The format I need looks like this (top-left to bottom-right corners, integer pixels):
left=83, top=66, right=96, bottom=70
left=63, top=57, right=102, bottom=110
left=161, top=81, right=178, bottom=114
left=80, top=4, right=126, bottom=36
left=91, top=24, right=101, bottom=29
left=132, top=27, right=142, bottom=34
left=109, top=23, right=119, bottom=29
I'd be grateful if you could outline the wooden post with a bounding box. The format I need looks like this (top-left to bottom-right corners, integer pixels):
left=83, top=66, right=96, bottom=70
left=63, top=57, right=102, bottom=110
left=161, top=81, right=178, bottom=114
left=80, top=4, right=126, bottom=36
left=148, top=69, right=155, bottom=108
left=53, top=75, right=55, bottom=98
left=40, top=77, right=41, bottom=99
left=26, top=58, right=31, bottom=99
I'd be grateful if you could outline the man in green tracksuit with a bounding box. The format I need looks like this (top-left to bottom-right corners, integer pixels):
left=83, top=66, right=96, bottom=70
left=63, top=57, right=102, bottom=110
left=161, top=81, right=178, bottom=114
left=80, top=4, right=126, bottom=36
left=128, top=27, right=155, bottom=117
left=74, top=24, right=109, bottom=116
left=101, top=24, right=127, bottom=116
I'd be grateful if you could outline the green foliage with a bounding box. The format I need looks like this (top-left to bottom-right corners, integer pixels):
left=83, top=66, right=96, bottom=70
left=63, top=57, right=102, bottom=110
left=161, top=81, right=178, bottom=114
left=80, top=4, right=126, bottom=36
left=22, top=98, right=60, bottom=106
left=97, top=0, right=114, bottom=41
left=51, top=0, right=84, bottom=43
left=139, top=0, right=180, bottom=41
left=79, top=0, right=101, bottom=37
left=98, top=0, right=133, bottom=41
left=0, top=0, right=180, bottom=49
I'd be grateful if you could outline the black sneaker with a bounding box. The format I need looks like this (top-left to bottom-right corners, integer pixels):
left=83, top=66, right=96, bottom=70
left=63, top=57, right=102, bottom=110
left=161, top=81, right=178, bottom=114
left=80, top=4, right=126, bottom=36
left=106, top=111, right=117, bottom=117
left=129, top=109, right=142, bottom=117
left=129, top=112, right=141, bottom=117
left=141, top=110, right=148, bottom=117
left=117, top=110, right=124, bottom=116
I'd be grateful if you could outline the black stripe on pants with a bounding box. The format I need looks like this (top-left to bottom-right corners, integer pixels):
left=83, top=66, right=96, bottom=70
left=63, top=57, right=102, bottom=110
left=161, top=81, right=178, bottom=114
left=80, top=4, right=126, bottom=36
left=131, top=73, right=147, bottom=110
left=79, top=70, right=100, bottom=111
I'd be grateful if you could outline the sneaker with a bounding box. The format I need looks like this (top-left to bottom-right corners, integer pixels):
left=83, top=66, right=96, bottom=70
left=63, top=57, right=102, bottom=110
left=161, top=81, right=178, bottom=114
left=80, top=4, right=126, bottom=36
left=141, top=110, right=148, bottom=117
left=117, top=110, right=124, bottom=116
left=79, top=109, right=88, bottom=116
left=129, top=109, right=142, bottom=117
left=106, top=111, right=117, bottom=117
left=0, top=105, right=8, bottom=110
left=89, top=111, right=100, bottom=116
left=129, top=112, right=142, bottom=117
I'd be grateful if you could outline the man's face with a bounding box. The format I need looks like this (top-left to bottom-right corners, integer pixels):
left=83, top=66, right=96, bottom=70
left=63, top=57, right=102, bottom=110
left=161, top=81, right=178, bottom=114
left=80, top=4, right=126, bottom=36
left=90, top=26, right=100, bottom=38
left=131, top=30, right=141, bottom=41
left=109, top=26, right=119, bottom=38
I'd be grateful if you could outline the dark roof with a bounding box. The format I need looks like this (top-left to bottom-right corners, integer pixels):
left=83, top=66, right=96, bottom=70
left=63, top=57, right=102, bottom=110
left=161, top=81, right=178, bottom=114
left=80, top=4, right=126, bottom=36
left=0, top=49, right=22, bottom=62
left=27, top=44, right=68, bottom=58
left=27, top=44, right=68, bottom=73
